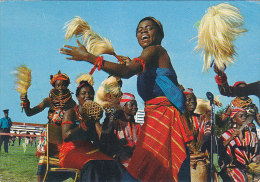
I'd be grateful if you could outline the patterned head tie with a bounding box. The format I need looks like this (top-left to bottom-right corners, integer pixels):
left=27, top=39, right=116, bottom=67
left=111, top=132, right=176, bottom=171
left=230, top=107, right=245, bottom=118
left=233, top=81, right=246, bottom=88
left=120, top=93, right=135, bottom=108
left=183, top=88, right=194, bottom=95
left=50, top=71, right=70, bottom=87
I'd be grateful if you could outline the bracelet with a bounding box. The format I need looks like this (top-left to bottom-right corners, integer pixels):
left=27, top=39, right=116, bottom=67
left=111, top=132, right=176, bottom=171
left=89, top=56, right=104, bottom=75
left=21, top=100, right=30, bottom=108
left=215, top=73, right=227, bottom=85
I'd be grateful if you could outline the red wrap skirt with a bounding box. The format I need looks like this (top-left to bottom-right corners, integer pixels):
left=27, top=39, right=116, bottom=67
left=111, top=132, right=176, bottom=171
left=59, top=140, right=112, bottom=170
left=127, top=96, right=193, bottom=182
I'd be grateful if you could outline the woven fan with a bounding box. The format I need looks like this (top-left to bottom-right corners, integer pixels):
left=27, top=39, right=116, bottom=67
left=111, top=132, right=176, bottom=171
left=82, top=100, right=103, bottom=123
left=194, top=3, right=247, bottom=71
left=64, top=16, right=116, bottom=56
left=14, top=65, right=31, bottom=111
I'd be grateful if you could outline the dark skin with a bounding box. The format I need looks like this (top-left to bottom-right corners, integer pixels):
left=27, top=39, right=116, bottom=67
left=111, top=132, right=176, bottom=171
left=214, top=64, right=260, bottom=125
left=101, top=100, right=138, bottom=161
left=62, top=86, right=98, bottom=142
left=60, top=20, right=173, bottom=78
left=185, top=93, right=197, bottom=114
left=4, top=112, right=8, bottom=118
left=122, top=100, right=138, bottom=123
left=20, top=80, right=75, bottom=116
left=223, top=111, right=247, bottom=147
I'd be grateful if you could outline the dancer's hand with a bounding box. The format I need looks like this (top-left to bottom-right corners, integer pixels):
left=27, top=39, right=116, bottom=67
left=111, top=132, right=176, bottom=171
left=60, top=40, right=90, bottom=61
left=20, top=94, right=28, bottom=102
left=213, top=63, right=226, bottom=76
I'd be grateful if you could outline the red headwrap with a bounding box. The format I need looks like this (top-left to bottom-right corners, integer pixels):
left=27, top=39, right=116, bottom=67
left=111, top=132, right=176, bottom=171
left=183, top=88, right=194, bottom=95
left=230, top=107, right=245, bottom=118
left=120, top=93, right=135, bottom=107
left=233, top=81, right=246, bottom=88
left=50, top=72, right=70, bottom=87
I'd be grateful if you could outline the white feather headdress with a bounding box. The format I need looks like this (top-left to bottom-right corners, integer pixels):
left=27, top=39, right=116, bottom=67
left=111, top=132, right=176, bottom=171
left=64, top=16, right=115, bottom=56
left=76, top=73, right=94, bottom=87
left=194, top=3, right=247, bottom=71
left=95, top=76, right=122, bottom=109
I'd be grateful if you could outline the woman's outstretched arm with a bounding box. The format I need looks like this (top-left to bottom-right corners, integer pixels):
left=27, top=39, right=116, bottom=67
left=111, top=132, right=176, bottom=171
left=59, top=40, right=159, bottom=78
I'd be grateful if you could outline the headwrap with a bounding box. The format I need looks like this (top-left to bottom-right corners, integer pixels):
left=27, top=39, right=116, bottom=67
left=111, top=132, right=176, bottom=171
left=183, top=88, right=194, bottom=95
left=137, top=17, right=164, bottom=38
left=120, top=93, right=135, bottom=108
left=50, top=71, right=70, bottom=87
left=233, top=81, right=246, bottom=88
left=230, top=107, right=245, bottom=118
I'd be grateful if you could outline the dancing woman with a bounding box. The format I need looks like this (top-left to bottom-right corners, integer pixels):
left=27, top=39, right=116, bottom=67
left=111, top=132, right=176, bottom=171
left=59, top=80, right=124, bottom=181
left=60, top=16, right=193, bottom=181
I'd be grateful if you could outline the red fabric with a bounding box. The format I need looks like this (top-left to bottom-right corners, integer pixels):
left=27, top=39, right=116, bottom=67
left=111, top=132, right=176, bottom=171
left=59, top=140, right=112, bottom=169
left=233, top=81, right=246, bottom=87
left=50, top=73, right=70, bottom=86
left=215, top=73, right=227, bottom=85
left=230, top=107, right=245, bottom=118
left=127, top=96, right=193, bottom=182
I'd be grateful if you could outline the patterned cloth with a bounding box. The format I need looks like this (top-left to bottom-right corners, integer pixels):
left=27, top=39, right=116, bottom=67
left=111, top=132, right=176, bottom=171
left=189, top=114, right=211, bottom=153
left=127, top=97, right=193, bottom=182
left=219, top=129, right=258, bottom=182
left=114, top=121, right=141, bottom=167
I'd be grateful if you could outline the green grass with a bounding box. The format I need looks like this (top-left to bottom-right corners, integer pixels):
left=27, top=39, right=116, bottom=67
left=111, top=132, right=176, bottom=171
left=0, top=139, right=39, bottom=182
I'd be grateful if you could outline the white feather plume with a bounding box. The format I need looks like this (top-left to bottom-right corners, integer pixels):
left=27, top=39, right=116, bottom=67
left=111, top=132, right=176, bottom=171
left=64, top=16, right=115, bottom=56
left=194, top=3, right=247, bottom=72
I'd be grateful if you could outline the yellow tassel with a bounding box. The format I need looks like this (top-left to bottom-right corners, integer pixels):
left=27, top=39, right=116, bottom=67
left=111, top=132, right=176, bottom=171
left=194, top=3, right=247, bottom=72
left=14, top=65, right=31, bottom=95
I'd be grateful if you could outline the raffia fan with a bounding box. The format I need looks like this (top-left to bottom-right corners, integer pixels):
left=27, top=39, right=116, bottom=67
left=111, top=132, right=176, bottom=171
left=95, top=76, right=122, bottom=109
left=14, top=65, right=31, bottom=95
left=64, top=16, right=115, bottom=56
left=194, top=3, right=247, bottom=72
left=76, top=73, right=94, bottom=87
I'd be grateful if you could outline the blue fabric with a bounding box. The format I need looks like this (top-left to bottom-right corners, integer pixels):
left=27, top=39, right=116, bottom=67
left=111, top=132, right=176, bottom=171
left=0, top=117, right=12, bottom=129
left=137, top=67, right=185, bottom=113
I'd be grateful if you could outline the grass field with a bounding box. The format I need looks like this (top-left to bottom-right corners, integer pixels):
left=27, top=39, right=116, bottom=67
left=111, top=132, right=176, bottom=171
left=0, top=139, right=39, bottom=182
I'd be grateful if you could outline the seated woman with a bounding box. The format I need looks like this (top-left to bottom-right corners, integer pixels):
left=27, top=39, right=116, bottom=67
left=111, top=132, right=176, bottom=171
left=101, top=93, right=141, bottom=167
left=60, top=80, right=124, bottom=181
left=218, top=107, right=259, bottom=182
